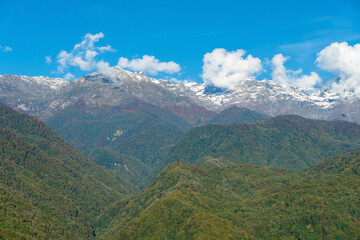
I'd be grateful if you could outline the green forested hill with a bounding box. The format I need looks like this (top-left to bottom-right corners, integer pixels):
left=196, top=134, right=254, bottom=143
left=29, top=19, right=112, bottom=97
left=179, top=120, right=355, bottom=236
left=207, top=106, right=268, bottom=125
left=163, top=115, right=360, bottom=170
left=0, top=104, right=134, bottom=239
left=95, top=149, right=360, bottom=239
left=3, top=101, right=360, bottom=239
left=43, top=101, right=270, bottom=188
left=45, top=99, right=191, bottom=187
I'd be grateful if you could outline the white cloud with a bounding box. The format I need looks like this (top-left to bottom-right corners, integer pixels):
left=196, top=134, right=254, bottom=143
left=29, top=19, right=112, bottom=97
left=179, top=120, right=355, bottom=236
left=271, top=54, right=291, bottom=86
left=117, top=55, right=181, bottom=75
left=85, top=50, right=98, bottom=60
left=96, top=60, right=114, bottom=76
left=55, top=32, right=115, bottom=75
left=64, top=73, right=75, bottom=80
left=73, top=32, right=104, bottom=50
left=45, top=56, right=52, bottom=64
left=201, top=48, right=262, bottom=90
left=271, top=53, right=321, bottom=90
left=98, top=45, right=115, bottom=52
left=316, top=42, right=360, bottom=95
left=1, top=46, right=12, bottom=52
left=73, top=56, right=93, bottom=71
left=53, top=33, right=178, bottom=78
left=3, top=46, right=12, bottom=52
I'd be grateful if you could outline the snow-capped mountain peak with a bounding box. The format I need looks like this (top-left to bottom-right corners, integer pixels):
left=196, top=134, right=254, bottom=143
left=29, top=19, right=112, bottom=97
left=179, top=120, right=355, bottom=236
left=25, top=75, right=69, bottom=90
left=1, top=68, right=360, bottom=124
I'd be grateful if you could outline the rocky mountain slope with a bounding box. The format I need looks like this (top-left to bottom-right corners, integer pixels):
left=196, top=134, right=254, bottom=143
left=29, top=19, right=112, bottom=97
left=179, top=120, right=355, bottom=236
left=1, top=66, right=360, bottom=124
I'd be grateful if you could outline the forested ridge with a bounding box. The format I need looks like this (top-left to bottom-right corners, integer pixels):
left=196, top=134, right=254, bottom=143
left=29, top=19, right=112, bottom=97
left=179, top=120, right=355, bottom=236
left=0, top=104, right=133, bottom=239
left=1, top=103, right=360, bottom=239
left=96, top=150, right=360, bottom=239
left=163, top=115, right=360, bottom=171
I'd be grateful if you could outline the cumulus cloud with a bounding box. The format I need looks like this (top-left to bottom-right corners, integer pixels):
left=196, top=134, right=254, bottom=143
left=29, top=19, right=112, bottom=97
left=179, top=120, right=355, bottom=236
left=45, top=56, right=52, bottom=64
left=201, top=48, right=262, bottom=90
left=316, top=42, right=360, bottom=95
left=53, top=33, right=179, bottom=79
left=73, top=32, right=104, bottom=50
left=271, top=53, right=322, bottom=90
left=96, top=60, right=113, bottom=76
left=117, top=55, right=181, bottom=75
left=55, top=32, right=115, bottom=75
left=64, top=73, right=75, bottom=80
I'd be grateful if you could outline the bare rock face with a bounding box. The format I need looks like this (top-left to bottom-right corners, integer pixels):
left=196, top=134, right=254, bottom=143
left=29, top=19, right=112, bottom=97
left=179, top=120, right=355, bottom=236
left=0, top=67, right=359, bottom=124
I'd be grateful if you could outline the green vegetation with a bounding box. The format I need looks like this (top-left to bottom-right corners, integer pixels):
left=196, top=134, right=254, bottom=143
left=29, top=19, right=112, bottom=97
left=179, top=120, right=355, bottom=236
left=0, top=104, right=134, bottom=239
left=207, top=106, right=268, bottom=125
left=45, top=99, right=191, bottom=187
left=164, top=115, right=360, bottom=170
left=87, top=147, right=152, bottom=188
left=95, top=149, right=360, bottom=239
left=2, top=102, right=360, bottom=239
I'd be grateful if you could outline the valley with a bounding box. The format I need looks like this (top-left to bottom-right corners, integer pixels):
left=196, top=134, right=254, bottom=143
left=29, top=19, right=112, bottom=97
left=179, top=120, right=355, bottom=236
left=0, top=70, right=360, bottom=239
left=2, top=1, right=360, bottom=238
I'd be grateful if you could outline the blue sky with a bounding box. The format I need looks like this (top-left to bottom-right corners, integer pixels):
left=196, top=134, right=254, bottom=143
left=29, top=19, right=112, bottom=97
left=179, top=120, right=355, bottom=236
left=1, top=0, right=359, bottom=87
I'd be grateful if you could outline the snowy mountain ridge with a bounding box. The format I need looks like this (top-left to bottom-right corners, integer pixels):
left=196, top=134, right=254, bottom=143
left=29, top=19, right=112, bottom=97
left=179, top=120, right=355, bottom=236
left=18, top=75, right=69, bottom=90
left=0, top=67, right=359, bottom=124
left=100, top=66, right=346, bottom=111
left=112, top=66, right=346, bottom=108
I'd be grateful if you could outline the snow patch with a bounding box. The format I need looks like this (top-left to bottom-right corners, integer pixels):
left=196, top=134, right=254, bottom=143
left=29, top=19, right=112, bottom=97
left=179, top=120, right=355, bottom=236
left=17, top=104, right=28, bottom=111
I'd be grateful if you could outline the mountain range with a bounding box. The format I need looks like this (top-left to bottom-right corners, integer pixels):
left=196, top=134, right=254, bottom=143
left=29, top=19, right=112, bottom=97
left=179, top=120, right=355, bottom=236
left=1, top=68, right=360, bottom=239
left=1, top=66, right=360, bottom=125
left=1, top=67, right=360, bottom=187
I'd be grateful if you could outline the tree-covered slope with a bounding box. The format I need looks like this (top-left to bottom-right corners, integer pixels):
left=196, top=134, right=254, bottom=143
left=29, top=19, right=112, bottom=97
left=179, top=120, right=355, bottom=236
left=45, top=99, right=191, bottom=151
left=207, top=106, right=268, bottom=125
left=0, top=104, right=134, bottom=239
left=163, top=115, right=360, bottom=170
left=95, top=149, right=360, bottom=239
left=45, top=99, right=191, bottom=187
